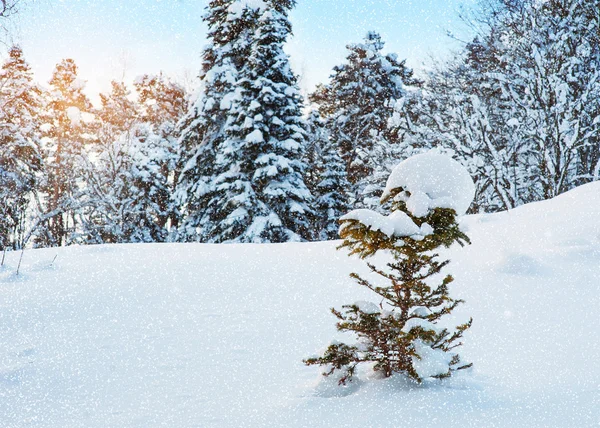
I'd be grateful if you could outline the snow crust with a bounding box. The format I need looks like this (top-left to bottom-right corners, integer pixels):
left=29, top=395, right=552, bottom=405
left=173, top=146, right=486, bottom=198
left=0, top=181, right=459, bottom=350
left=1, top=182, right=599, bottom=427
left=382, top=152, right=475, bottom=216
left=340, top=208, right=432, bottom=239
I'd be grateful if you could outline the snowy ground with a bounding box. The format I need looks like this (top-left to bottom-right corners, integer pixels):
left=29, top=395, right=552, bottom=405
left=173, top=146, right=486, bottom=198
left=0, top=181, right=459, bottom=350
left=1, top=183, right=599, bottom=427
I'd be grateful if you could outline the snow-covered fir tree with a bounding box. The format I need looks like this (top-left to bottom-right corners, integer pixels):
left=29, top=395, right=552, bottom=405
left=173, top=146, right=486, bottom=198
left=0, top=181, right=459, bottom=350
left=306, top=153, right=474, bottom=384
left=0, top=46, right=44, bottom=249
left=134, top=73, right=186, bottom=231
left=314, top=137, right=351, bottom=241
left=302, top=110, right=327, bottom=196
left=205, top=0, right=313, bottom=243
left=80, top=76, right=185, bottom=244
left=175, top=0, right=254, bottom=241
left=38, top=58, right=95, bottom=246
left=177, top=0, right=313, bottom=243
left=311, top=31, right=419, bottom=203
left=78, top=80, right=140, bottom=243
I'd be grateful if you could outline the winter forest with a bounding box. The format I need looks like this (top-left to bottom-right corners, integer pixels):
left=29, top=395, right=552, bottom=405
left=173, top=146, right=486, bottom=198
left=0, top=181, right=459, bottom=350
left=1, top=0, right=600, bottom=426
left=1, top=0, right=598, bottom=249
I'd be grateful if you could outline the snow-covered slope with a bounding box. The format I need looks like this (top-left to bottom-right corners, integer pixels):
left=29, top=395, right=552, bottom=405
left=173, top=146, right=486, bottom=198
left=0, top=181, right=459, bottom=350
left=1, top=183, right=599, bottom=427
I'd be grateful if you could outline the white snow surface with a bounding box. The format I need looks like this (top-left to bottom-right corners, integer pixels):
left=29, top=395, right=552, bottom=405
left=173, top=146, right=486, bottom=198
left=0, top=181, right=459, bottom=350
left=227, top=0, right=267, bottom=17
left=65, top=106, right=81, bottom=127
left=340, top=208, right=429, bottom=238
left=1, top=183, right=600, bottom=427
left=382, top=152, right=476, bottom=216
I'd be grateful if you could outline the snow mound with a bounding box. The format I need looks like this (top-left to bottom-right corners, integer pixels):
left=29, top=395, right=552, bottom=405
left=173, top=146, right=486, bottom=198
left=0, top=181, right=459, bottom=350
left=382, top=152, right=475, bottom=216
left=340, top=209, right=433, bottom=239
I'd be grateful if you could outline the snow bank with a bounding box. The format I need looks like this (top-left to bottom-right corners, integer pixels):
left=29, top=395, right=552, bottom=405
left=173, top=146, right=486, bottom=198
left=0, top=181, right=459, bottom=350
left=382, top=152, right=475, bottom=216
left=1, top=183, right=599, bottom=427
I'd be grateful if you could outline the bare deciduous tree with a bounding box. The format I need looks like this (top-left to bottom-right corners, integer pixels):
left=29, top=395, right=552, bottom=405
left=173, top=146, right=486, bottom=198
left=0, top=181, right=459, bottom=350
left=0, top=0, right=22, bottom=19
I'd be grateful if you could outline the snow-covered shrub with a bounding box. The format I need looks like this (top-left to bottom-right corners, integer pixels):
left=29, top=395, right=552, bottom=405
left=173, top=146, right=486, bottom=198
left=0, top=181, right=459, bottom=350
left=305, top=152, right=474, bottom=384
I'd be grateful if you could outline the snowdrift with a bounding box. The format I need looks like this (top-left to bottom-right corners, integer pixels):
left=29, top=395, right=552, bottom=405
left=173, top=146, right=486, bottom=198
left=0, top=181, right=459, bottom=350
left=1, top=183, right=599, bottom=427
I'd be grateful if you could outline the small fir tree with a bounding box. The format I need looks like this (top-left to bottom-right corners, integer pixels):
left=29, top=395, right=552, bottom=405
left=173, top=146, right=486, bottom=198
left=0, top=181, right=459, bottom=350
left=305, top=155, right=473, bottom=384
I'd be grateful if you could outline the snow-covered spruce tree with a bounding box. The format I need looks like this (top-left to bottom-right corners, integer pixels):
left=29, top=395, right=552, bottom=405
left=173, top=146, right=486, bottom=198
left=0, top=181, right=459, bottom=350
left=134, top=73, right=187, bottom=231
left=38, top=59, right=95, bottom=246
left=0, top=46, right=44, bottom=250
left=175, top=0, right=254, bottom=241
left=305, top=153, right=474, bottom=384
left=301, top=110, right=329, bottom=236
left=310, top=31, right=419, bottom=202
left=314, top=138, right=351, bottom=241
left=122, top=122, right=174, bottom=242
left=78, top=80, right=140, bottom=244
left=302, top=110, right=327, bottom=195
left=203, top=0, right=313, bottom=243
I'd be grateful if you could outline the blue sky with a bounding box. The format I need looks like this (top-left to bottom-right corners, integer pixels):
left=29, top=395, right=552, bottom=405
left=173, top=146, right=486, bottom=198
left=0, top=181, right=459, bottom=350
left=7, top=0, right=477, bottom=103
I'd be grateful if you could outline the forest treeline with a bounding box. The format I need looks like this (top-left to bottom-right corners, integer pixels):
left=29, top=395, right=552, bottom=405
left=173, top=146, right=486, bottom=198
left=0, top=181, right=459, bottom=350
left=1, top=0, right=599, bottom=248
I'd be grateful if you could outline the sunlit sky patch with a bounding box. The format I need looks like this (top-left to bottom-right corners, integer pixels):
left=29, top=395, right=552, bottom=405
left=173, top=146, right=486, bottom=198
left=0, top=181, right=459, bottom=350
left=6, top=0, right=477, bottom=103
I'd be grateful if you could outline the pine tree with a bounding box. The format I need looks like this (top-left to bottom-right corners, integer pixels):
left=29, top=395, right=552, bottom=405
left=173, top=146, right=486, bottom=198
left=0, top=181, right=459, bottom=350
left=311, top=32, right=419, bottom=200
left=0, top=46, right=44, bottom=249
left=305, top=154, right=473, bottom=384
left=303, top=110, right=327, bottom=196
left=38, top=58, right=95, bottom=246
left=134, top=73, right=186, bottom=232
left=175, top=0, right=253, bottom=241
left=78, top=80, right=139, bottom=243
left=202, top=0, right=314, bottom=243
left=314, top=138, right=351, bottom=241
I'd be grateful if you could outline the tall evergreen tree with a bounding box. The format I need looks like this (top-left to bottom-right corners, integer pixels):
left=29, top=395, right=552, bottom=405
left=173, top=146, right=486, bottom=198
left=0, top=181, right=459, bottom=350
left=78, top=81, right=141, bottom=243
left=303, top=110, right=327, bottom=196
left=311, top=32, right=419, bottom=201
left=205, top=0, right=313, bottom=243
left=314, top=137, right=351, bottom=241
left=134, top=73, right=186, bottom=231
left=0, top=46, right=44, bottom=249
left=38, top=59, right=95, bottom=246
left=175, top=0, right=254, bottom=241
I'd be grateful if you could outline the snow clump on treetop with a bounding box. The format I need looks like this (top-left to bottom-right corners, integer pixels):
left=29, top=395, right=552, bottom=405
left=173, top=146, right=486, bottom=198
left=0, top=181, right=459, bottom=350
left=340, top=209, right=433, bottom=240
left=340, top=152, right=474, bottom=240
left=381, top=152, right=475, bottom=217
